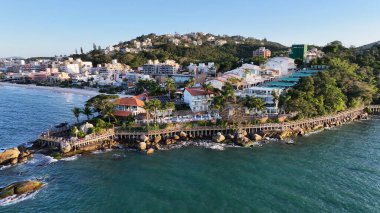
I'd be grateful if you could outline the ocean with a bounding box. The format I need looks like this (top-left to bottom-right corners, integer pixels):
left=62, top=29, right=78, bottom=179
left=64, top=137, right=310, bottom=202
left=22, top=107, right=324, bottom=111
left=1, top=85, right=380, bottom=212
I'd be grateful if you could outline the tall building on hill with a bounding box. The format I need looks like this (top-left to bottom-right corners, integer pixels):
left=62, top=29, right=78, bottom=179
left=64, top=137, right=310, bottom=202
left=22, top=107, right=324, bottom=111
left=289, top=44, right=308, bottom=62
left=253, top=47, right=272, bottom=58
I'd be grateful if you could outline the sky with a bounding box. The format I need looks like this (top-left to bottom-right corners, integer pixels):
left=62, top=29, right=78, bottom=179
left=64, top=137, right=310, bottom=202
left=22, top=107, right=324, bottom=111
left=0, top=0, right=379, bottom=57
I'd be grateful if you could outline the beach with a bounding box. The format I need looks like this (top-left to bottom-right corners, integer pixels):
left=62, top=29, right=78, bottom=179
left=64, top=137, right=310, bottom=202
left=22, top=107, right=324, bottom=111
left=0, top=82, right=100, bottom=97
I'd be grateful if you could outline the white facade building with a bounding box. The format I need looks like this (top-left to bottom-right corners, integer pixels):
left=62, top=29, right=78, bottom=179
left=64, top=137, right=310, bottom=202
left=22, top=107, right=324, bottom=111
left=264, top=57, right=296, bottom=76
left=184, top=87, right=214, bottom=112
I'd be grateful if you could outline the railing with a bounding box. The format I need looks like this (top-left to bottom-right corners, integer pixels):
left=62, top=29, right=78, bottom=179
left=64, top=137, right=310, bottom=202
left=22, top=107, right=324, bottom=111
left=116, top=107, right=368, bottom=136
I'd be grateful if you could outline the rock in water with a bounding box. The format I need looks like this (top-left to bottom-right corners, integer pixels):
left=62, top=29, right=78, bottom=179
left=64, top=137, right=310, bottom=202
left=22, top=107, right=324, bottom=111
left=0, top=181, right=44, bottom=199
left=173, top=135, right=180, bottom=140
left=252, top=134, right=262, bottom=141
left=153, top=136, right=161, bottom=143
left=0, top=147, right=21, bottom=165
left=213, top=132, right=225, bottom=143
left=179, top=131, right=187, bottom=139
left=138, top=142, right=147, bottom=151
left=146, top=148, right=155, bottom=155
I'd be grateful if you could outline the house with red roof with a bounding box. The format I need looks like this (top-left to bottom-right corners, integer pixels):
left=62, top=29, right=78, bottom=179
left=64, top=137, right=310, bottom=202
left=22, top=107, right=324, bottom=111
left=183, top=87, right=214, bottom=112
left=113, top=97, right=146, bottom=118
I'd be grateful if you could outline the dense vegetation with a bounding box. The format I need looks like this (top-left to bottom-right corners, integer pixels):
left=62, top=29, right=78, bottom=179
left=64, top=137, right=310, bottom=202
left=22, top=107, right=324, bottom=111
left=282, top=42, right=380, bottom=118
left=70, top=33, right=287, bottom=72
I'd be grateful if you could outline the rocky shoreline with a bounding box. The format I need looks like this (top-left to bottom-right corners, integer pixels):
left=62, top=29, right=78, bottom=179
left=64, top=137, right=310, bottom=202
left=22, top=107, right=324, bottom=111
left=0, top=110, right=370, bottom=166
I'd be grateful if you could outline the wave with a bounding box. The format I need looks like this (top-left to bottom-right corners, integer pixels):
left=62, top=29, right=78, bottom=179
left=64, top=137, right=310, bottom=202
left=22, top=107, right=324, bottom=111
left=0, top=164, right=12, bottom=171
left=91, top=149, right=112, bottom=154
left=60, top=154, right=81, bottom=161
left=304, top=129, right=324, bottom=136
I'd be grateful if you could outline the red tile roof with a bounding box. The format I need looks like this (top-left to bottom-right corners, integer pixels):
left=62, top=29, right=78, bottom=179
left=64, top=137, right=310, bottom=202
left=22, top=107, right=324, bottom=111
left=113, top=110, right=132, bottom=117
left=185, top=87, right=213, bottom=96
left=114, top=97, right=145, bottom=107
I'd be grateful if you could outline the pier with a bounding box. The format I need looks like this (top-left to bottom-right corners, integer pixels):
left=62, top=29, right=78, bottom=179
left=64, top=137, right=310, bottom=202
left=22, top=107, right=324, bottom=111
left=37, top=105, right=380, bottom=148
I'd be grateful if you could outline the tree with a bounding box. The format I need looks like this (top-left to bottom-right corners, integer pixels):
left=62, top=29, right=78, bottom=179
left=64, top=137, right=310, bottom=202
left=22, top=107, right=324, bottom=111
left=271, top=89, right=280, bottom=111
left=186, top=77, right=195, bottom=87
left=244, top=96, right=266, bottom=113
left=71, top=107, right=81, bottom=123
left=101, top=102, right=116, bottom=124
left=80, top=47, right=84, bottom=54
left=81, top=106, right=93, bottom=120
left=165, top=78, right=175, bottom=98
left=145, top=99, right=162, bottom=123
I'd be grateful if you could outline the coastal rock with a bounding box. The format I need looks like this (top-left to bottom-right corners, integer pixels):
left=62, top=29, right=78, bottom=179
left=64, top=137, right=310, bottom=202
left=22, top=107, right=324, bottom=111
left=146, top=148, right=155, bottom=155
left=173, top=135, right=180, bottom=140
left=18, top=157, right=28, bottom=164
left=60, top=143, right=72, bottom=153
left=165, top=139, right=173, bottom=145
left=140, top=134, right=149, bottom=142
left=154, top=144, right=161, bottom=150
left=0, top=147, right=21, bottom=165
left=179, top=131, right=187, bottom=139
left=252, top=134, right=263, bottom=141
left=213, top=132, right=225, bottom=143
left=277, top=130, right=293, bottom=140
left=138, top=142, right=147, bottom=151
left=153, top=136, right=161, bottom=144
left=226, top=134, right=234, bottom=140
left=10, top=158, right=18, bottom=165
left=312, top=124, right=324, bottom=131
left=0, top=180, right=44, bottom=200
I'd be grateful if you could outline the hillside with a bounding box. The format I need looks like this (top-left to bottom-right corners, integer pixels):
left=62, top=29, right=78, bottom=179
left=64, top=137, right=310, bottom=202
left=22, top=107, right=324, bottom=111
left=72, top=32, right=288, bottom=72
left=357, top=41, right=380, bottom=51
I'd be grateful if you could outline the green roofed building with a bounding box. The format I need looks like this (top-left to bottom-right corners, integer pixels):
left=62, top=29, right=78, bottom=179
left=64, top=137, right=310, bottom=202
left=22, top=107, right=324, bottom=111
left=289, top=44, right=308, bottom=62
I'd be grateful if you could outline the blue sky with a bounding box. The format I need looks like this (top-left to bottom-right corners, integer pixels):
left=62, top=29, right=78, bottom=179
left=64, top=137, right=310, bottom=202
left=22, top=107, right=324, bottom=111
left=0, top=0, right=379, bottom=57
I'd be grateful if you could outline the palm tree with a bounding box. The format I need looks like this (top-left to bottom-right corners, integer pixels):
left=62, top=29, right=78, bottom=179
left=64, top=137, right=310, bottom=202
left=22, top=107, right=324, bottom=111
left=150, top=99, right=162, bottom=123
left=227, top=77, right=243, bottom=90
left=165, top=78, right=175, bottom=98
left=271, top=89, right=280, bottom=113
left=72, top=107, right=81, bottom=123
left=186, top=77, right=195, bottom=87
left=102, top=102, right=116, bottom=124
left=81, top=106, right=93, bottom=120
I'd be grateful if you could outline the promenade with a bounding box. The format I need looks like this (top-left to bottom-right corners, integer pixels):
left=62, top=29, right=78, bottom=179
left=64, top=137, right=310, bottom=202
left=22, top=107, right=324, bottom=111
left=37, top=105, right=380, bottom=148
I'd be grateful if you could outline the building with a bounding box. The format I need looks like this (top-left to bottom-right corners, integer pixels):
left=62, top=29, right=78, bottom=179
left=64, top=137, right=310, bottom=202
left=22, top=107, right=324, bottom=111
left=184, top=87, right=214, bottom=112
left=113, top=97, right=146, bottom=118
left=289, top=44, right=308, bottom=62
left=305, top=48, right=325, bottom=63
left=188, top=62, right=216, bottom=75
left=264, top=57, right=296, bottom=76
left=242, top=87, right=283, bottom=114
left=253, top=47, right=272, bottom=58
left=142, top=60, right=180, bottom=75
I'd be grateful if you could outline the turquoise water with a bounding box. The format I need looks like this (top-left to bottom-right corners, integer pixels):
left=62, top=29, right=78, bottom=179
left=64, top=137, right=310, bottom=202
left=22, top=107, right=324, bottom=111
left=1, top=85, right=380, bottom=212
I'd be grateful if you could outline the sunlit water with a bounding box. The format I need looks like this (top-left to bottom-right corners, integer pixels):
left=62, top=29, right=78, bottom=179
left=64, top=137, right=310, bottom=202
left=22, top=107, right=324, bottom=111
left=1, top=85, right=380, bottom=212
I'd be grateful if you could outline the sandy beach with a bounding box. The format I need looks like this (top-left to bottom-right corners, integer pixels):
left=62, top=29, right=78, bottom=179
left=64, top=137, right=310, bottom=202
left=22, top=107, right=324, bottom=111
left=0, top=82, right=100, bottom=97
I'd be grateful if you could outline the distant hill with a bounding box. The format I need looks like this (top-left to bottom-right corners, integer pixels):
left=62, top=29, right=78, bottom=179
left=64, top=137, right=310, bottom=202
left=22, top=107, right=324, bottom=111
left=357, top=41, right=380, bottom=51
left=73, top=32, right=289, bottom=72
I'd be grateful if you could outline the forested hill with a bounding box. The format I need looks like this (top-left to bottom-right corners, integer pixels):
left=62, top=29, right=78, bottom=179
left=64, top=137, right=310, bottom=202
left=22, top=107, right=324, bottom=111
left=282, top=41, right=380, bottom=118
left=70, top=32, right=288, bottom=72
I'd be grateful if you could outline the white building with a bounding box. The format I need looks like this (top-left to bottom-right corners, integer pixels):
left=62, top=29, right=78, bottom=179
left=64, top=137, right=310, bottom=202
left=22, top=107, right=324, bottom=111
left=242, top=86, right=283, bottom=114
left=264, top=57, right=296, bottom=76
left=188, top=62, right=216, bottom=75
left=142, top=60, right=180, bottom=75
left=184, top=87, right=214, bottom=112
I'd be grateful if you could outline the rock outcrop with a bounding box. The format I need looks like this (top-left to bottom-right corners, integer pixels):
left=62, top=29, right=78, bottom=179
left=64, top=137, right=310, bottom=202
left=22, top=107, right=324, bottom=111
left=138, top=142, right=147, bottom=151
left=179, top=132, right=187, bottom=139
left=252, top=134, right=263, bottom=142
left=153, top=136, right=161, bottom=144
left=213, top=132, right=225, bottom=143
left=0, top=147, right=20, bottom=165
left=146, top=148, right=155, bottom=155
left=0, top=180, right=44, bottom=200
